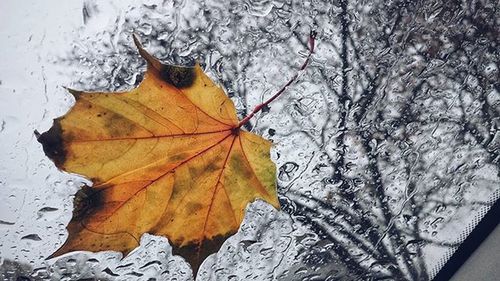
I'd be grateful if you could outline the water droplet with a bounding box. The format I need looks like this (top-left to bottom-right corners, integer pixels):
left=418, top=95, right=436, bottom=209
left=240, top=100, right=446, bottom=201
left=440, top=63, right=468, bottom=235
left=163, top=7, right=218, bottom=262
left=37, top=207, right=58, bottom=219
left=0, top=219, right=15, bottom=225
left=66, top=258, right=77, bottom=267
left=21, top=234, right=42, bottom=241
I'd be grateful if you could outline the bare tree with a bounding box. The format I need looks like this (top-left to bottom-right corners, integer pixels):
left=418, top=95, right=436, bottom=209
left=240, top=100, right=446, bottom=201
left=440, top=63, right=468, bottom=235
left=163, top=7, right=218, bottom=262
left=271, top=0, right=499, bottom=280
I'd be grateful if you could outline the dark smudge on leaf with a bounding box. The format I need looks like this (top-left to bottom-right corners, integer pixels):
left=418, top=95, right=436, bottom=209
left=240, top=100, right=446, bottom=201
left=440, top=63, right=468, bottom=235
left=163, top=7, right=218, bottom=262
left=160, top=65, right=195, bottom=88
left=171, top=233, right=233, bottom=276
left=36, top=119, right=67, bottom=168
left=72, top=185, right=104, bottom=220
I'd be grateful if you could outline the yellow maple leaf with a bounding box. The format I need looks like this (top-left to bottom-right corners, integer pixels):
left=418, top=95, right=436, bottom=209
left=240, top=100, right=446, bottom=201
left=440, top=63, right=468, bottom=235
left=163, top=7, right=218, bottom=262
left=38, top=33, right=315, bottom=274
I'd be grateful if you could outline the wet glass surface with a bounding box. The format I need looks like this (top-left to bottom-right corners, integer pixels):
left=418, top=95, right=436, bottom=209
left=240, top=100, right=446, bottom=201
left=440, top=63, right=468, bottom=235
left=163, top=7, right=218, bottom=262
left=1, top=0, right=499, bottom=280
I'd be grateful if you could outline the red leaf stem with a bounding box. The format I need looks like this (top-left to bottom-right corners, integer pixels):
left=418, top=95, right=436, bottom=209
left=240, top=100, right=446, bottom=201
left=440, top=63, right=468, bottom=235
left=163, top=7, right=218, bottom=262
left=238, top=31, right=317, bottom=128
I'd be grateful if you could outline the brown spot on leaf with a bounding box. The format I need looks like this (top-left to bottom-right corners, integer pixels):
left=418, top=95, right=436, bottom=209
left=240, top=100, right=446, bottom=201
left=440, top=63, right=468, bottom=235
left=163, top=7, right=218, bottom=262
left=36, top=119, right=67, bottom=168
left=185, top=202, right=203, bottom=214
left=160, top=65, right=195, bottom=88
left=66, top=88, right=83, bottom=100
left=169, top=153, right=189, bottom=162
left=172, top=233, right=233, bottom=275
left=72, top=185, right=104, bottom=220
left=230, top=154, right=252, bottom=178
left=204, top=161, right=220, bottom=173
left=102, top=112, right=137, bottom=137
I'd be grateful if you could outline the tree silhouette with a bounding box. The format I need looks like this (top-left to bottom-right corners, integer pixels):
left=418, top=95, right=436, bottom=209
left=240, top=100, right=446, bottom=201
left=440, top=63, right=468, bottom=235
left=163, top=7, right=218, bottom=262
left=269, top=0, right=499, bottom=280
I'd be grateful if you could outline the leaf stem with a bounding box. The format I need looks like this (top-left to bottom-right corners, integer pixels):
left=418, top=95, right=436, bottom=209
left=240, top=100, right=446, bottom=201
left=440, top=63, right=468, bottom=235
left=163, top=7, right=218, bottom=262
left=237, top=31, right=317, bottom=128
